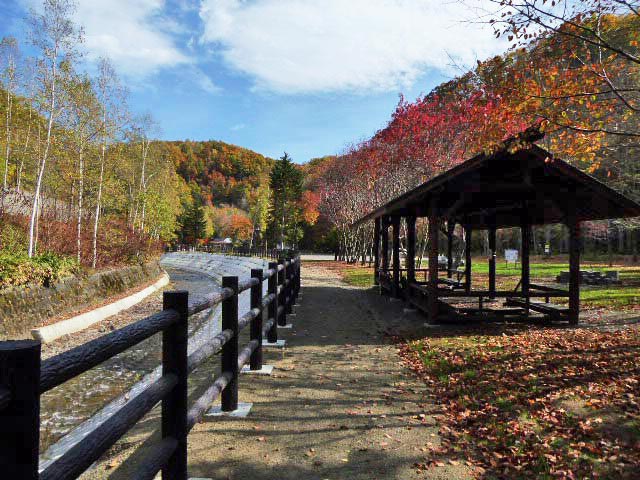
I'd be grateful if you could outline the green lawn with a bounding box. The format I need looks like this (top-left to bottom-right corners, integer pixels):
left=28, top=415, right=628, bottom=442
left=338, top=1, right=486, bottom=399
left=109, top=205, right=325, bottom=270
left=580, top=285, right=640, bottom=309
left=470, top=261, right=640, bottom=279
left=342, top=267, right=373, bottom=288
left=471, top=261, right=640, bottom=309
left=336, top=260, right=640, bottom=310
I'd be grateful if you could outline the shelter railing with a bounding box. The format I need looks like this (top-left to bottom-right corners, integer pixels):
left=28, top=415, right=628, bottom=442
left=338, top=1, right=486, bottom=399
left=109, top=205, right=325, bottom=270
left=0, top=255, right=302, bottom=480
left=377, top=267, right=467, bottom=287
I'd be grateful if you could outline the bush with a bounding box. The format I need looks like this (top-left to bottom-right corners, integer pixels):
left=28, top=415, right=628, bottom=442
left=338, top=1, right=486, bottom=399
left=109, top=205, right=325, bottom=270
left=0, top=223, right=28, bottom=254
left=0, top=251, right=79, bottom=290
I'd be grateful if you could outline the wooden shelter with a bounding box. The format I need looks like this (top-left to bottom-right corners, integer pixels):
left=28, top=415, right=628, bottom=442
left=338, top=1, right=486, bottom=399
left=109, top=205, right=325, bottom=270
left=355, top=131, right=640, bottom=324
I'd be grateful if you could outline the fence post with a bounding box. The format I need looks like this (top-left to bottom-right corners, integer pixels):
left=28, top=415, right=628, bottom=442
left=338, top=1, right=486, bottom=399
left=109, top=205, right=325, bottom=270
left=267, top=262, right=279, bottom=343
left=291, top=258, right=297, bottom=302
left=222, top=276, right=239, bottom=411
left=277, top=258, right=287, bottom=326
left=291, top=257, right=298, bottom=302
left=250, top=269, right=263, bottom=370
left=292, top=258, right=297, bottom=300
left=285, top=257, right=293, bottom=315
left=0, top=340, right=41, bottom=480
left=297, top=257, right=301, bottom=298
left=162, top=291, right=189, bottom=480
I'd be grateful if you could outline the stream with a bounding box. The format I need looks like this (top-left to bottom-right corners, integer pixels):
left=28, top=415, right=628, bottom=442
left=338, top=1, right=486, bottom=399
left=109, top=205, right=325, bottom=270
left=38, top=254, right=269, bottom=471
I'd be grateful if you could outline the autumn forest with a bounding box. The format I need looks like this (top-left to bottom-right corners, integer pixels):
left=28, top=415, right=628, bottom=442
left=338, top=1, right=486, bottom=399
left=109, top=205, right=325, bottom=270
left=1, top=1, right=640, bottom=478
left=0, top=0, right=639, bottom=288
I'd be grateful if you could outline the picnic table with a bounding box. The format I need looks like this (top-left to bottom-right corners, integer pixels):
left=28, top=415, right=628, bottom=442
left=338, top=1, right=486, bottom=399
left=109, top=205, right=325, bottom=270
left=556, top=270, right=620, bottom=285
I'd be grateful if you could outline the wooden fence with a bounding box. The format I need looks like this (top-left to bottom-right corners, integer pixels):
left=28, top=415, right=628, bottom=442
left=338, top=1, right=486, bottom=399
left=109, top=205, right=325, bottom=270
left=0, top=255, right=301, bottom=479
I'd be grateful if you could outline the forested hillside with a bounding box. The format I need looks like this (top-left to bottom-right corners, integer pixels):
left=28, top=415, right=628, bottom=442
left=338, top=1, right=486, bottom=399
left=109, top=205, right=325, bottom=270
left=165, top=140, right=272, bottom=206
left=160, top=140, right=274, bottom=245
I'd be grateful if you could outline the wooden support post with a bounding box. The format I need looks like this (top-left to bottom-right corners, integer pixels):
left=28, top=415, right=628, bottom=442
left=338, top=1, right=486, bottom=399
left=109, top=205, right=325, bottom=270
left=464, top=225, right=472, bottom=293
left=447, top=221, right=455, bottom=279
left=373, top=217, right=381, bottom=286
left=250, top=269, right=263, bottom=370
left=277, top=259, right=287, bottom=326
left=521, top=215, right=531, bottom=315
left=381, top=217, right=389, bottom=272
left=162, top=290, right=189, bottom=479
left=221, top=277, right=239, bottom=412
left=406, top=216, right=416, bottom=285
left=428, top=203, right=439, bottom=322
left=0, top=340, right=41, bottom=480
left=392, top=217, right=401, bottom=298
left=267, top=262, right=278, bottom=343
left=568, top=208, right=581, bottom=325
left=488, top=224, right=497, bottom=299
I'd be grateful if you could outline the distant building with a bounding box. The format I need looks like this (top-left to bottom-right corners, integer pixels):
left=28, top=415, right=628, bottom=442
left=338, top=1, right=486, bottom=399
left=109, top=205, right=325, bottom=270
left=210, top=237, right=233, bottom=245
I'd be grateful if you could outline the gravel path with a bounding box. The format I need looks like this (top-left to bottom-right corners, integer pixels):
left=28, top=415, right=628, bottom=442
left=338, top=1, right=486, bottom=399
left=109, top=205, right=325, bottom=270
left=185, top=263, right=472, bottom=480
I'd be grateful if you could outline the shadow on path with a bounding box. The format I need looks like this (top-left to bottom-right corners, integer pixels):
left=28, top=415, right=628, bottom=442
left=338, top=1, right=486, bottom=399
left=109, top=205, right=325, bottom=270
left=182, top=264, right=472, bottom=480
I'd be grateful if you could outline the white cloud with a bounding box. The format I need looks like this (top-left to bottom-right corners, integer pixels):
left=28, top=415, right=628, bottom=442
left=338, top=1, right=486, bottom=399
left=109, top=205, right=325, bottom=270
left=230, top=123, right=245, bottom=131
left=22, top=0, right=219, bottom=93
left=190, top=66, right=221, bottom=93
left=198, top=0, right=505, bottom=94
left=74, top=0, right=189, bottom=78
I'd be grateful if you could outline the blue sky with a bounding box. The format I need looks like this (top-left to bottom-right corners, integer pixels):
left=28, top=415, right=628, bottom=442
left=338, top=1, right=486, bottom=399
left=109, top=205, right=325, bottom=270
left=1, top=0, right=507, bottom=162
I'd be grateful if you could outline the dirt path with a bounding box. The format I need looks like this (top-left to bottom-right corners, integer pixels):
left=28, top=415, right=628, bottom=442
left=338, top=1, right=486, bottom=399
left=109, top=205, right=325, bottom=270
left=187, top=263, right=472, bottom=480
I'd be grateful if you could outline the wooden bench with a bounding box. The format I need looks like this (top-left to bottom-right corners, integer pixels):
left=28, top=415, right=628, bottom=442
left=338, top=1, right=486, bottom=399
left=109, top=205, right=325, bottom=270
left=437, top=278, right=464, bottom=290
left=505, top=298, right=569, bottom=317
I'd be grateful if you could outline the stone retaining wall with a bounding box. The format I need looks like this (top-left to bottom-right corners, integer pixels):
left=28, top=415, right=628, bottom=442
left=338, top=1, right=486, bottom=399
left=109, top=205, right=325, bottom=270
left=0, top=261, right=162, bottom=339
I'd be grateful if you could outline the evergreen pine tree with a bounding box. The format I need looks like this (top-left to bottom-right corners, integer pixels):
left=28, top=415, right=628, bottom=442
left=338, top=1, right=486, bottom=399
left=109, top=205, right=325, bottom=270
left=269, top=152, right=303, bottom=248
left=177, top=196, right=207, bottom=244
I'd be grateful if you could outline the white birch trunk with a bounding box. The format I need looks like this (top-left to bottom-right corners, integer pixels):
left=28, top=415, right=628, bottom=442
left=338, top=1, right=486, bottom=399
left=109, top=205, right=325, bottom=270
left=92, top=140, right=105, bottom=268
left=76, top=147, right=84, bottom=263
left=16, top=105, right=32, bottom=192
left=3, top=86, right=12, bottom=190
left=28, top=46, right=57, bottom=257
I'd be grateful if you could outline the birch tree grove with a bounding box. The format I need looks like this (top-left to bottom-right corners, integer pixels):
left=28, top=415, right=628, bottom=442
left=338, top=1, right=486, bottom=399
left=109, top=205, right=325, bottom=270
left=27, top=0, right=82, bottom=258
left=92, top=58, right=125, bottom=268
left=0, top=0, right=187, bottom=268
left=63, top=71, right=101, bottom=263
left=0, top=37, right=19, bottom=192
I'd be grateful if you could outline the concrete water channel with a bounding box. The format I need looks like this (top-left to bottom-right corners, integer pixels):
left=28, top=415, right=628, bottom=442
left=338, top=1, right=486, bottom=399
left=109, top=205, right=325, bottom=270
left=38, top=253, right=270, bottom=472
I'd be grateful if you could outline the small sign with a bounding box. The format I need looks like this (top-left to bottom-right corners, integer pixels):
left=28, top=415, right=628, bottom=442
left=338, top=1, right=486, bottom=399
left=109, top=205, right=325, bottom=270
left=505, top=249, right=519, bottom=264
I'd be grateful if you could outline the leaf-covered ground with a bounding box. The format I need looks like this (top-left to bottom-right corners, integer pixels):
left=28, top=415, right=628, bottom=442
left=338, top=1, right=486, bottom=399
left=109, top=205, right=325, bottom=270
left=399, top=326, right=640, bottom=479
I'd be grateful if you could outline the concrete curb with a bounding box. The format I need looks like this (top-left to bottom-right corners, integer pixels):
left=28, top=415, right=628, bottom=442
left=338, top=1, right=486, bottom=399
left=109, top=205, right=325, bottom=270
left=31, top=273, right=170, bottom=343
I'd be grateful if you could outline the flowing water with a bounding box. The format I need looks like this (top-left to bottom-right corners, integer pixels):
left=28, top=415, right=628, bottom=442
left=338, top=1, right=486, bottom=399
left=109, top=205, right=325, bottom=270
left=38, top=254, right=269, bottom=470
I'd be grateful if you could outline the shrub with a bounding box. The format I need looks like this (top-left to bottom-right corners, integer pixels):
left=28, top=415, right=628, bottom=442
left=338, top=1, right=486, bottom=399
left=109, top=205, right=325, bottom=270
left=0, top=251, right=79, bottom=290
left=0, top=223, right=28, bottom=254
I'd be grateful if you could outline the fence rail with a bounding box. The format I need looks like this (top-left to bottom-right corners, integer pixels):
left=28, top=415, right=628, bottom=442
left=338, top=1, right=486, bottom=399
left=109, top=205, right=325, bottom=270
left=0, top=254, right=302, bottom=480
